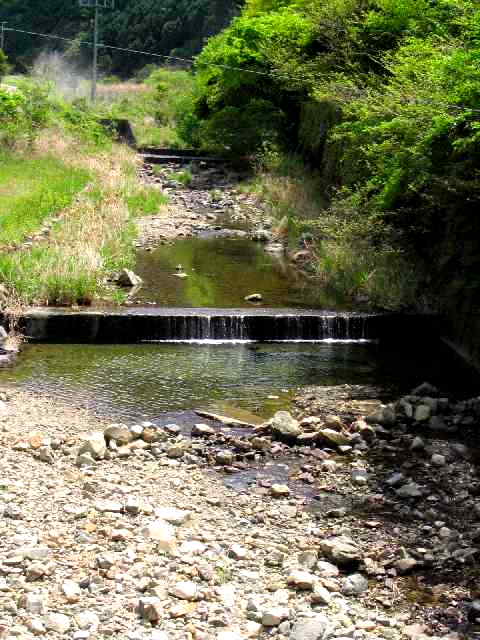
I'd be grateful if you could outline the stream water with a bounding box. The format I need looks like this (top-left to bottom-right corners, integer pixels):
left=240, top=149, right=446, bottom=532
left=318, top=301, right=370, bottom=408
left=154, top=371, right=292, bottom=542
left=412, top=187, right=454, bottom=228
left=0, top=340, right=473, bottom=422
left=133, top=235, right=348, bottom=309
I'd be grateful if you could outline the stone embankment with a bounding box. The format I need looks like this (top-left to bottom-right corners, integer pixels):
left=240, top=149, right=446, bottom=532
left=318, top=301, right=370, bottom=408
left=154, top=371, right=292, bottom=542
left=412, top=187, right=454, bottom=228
left=0, top=383, right=478, bottom=639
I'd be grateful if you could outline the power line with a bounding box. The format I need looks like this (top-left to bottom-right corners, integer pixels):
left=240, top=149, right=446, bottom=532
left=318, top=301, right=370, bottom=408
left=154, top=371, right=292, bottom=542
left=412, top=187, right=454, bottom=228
left=4, top=25, right=480, bottom=116
left=4, top=26, right=303, bottom=81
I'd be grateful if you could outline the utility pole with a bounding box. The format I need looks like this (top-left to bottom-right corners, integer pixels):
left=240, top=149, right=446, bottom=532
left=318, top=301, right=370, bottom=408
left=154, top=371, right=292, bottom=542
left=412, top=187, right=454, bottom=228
left=79, top=0, right=114, bottom=102
left=0, top=22, right=7, bottom=51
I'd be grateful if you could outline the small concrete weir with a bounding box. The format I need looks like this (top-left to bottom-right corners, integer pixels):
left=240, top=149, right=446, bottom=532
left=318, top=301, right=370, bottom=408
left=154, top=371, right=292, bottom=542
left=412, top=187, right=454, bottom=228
left=17, top=307, right=438, bottom=344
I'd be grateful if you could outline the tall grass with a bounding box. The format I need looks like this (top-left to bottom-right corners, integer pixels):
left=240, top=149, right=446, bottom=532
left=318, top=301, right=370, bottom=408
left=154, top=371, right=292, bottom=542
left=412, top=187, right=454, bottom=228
left=254, top=151, right=420, bottom=310
left=0, top=152, right=90, bottom=246
left=0, top=131, right=167, bottom=306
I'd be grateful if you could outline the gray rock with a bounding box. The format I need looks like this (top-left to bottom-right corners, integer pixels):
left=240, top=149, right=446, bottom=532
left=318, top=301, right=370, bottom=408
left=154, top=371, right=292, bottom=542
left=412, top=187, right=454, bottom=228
left=319, top=536, right=361, bottom=567
left=366, top=404, right=396, bottom=426
left=351, top=468, right=368, bottom=484
left=311, top=584, right=332, bottom=605
left=192, top=423, right=216, bottom=437
left=262, top=606, right=289, bottom=626
left=394, top=557, right=417, bottom=574
left=385, top=472, right=404, bottom=487
left=318, top=429, right=351, bottom=447
left=270, top=411, right=301, bottom=438
left=431, top=453, right=446, bottom=466
left=138, top=596, right=163, bottom=622
left=117, top=269, right=143, bottom=287
left=410, top=436, right=425, bottom=451
left=216, top=450, right=234, bottom=465
left=104, top=424, right=133, bottom=445
left=289, top=614, right=332, bottom=640
left=414, top=405, right=431, bottom=422
left=396, top=483, right=423, bottom=498
left=316, top=561, right=339, bottom=577
left=341, top=572, right=369, bottom=595
left=18, top=593, right=46, bottom=614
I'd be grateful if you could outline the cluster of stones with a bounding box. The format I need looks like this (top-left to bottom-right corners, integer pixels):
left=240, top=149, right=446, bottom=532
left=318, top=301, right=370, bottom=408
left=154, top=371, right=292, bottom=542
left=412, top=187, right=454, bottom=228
left=139, top=163, right=267, bottom=248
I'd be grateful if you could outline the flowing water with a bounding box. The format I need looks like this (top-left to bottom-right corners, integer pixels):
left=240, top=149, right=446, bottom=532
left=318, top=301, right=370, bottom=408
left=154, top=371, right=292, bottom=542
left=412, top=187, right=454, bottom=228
left=0, top=340, right=473, bottom=422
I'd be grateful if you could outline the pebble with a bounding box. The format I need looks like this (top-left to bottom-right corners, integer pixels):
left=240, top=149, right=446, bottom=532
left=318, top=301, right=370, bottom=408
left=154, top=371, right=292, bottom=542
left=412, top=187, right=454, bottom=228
left=270, top=484, right=290, bottom=497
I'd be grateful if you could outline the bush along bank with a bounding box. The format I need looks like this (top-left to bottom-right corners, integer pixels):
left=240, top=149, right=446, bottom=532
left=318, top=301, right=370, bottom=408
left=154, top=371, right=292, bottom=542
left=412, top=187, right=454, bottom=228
left=181, top=0, right=480, bottom=312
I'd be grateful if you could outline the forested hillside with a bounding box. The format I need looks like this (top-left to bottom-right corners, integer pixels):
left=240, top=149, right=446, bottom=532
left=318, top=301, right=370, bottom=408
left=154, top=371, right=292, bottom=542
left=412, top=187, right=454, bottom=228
left=0, top=0, right=239, bottom=75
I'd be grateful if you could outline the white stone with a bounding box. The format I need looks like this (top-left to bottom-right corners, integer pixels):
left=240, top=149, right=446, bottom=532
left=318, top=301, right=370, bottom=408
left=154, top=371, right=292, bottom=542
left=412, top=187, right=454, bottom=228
left=94, top=499, right=123, bottom=513
left=229, top=544, right=248, bottom=560
left=270, top=484, right=290, bottom=497
left=179, top=540, right=206, bottom=555
left=75, top=611, right=100, bottom=631
left=19, top=593, right=46, bottom=614
left=77, top=431, right=106, bottom=460
left=44, top=613, right=71, bottom=633
left=141, top=520, right=177, bottom=554
left=431, top=453, right=446, bottom=466
left=270, top=411, right=301, bottom=438
left=286, top=569, right=316, bottom=590
left=169, top=580, right=198, bottom=600
left=62, top=580, right=81, bottom=603
left=311, top=584, right=332, bottom=605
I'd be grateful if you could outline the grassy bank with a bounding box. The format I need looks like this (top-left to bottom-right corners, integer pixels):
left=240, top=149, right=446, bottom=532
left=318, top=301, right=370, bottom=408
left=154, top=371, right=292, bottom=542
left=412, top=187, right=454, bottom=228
left=0, top=134, right=167, bottom=307
left=0, top=152, right=90, bottom=246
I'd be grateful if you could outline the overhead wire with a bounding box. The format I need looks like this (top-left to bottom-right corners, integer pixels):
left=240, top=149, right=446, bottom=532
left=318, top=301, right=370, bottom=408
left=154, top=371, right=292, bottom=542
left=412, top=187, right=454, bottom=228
left=4, top=25, right=480, bottom=115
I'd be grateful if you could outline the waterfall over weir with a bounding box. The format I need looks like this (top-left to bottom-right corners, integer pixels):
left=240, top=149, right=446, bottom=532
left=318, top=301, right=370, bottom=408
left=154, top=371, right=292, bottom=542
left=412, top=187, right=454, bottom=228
left=18, top=308, right=437, bottom=344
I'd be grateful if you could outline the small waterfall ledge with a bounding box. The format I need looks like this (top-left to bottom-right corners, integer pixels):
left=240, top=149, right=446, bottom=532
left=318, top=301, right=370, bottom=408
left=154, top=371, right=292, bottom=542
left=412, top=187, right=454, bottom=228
left=14, top=308, right=439, bottom=344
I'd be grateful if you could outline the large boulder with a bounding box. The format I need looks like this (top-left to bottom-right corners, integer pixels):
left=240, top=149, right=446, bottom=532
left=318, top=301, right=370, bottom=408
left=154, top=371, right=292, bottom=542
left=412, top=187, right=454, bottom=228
left=77, top=431, right=107, bottom=460
left=270, top=411, right=301, bottom=438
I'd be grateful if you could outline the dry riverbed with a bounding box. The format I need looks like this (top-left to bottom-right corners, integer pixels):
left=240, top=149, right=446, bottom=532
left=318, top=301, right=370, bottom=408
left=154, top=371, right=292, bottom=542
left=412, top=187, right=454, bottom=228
left=0, top=383, right=478, bottom=640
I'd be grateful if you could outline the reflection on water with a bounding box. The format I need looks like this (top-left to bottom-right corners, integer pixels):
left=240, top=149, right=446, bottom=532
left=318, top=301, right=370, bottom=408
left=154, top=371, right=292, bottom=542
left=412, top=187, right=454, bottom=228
left=133, top=236, right=347, bottom=309
left=0, top=340, right=474, bottom=422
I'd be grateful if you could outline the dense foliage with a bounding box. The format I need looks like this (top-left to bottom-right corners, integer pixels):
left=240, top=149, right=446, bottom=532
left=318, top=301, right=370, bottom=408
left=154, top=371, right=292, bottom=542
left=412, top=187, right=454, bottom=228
left=0, top=0, right=239, bottom=75
left=185, top=0, right=480, bottom=309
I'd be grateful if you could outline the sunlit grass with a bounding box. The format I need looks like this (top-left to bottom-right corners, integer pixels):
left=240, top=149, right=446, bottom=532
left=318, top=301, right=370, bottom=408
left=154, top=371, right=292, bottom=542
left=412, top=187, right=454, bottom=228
left=0, top=152, right=90, bottom=245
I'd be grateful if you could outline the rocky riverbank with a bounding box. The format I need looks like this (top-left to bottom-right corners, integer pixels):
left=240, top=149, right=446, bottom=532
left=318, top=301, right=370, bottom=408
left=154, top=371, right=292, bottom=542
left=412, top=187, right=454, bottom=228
left=0, top=382, right=478, bottom=639
left=137, top=162, right=271, bottom=249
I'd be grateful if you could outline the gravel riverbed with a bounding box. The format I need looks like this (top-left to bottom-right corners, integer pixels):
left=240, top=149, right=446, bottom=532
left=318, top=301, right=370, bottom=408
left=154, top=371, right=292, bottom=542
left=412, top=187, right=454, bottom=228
left=0, top=382, right=478, bottom=640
